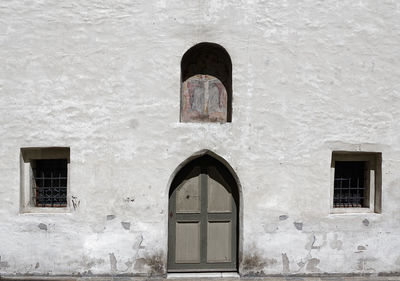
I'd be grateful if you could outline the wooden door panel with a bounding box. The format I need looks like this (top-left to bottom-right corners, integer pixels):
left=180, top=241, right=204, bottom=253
left=207, top=166, right=232, bottom=212
left=176, top=167, right=201, bottom=213
left=207, top=221, right=232, bottom=263
left=175, top=221, right=201, bottom=263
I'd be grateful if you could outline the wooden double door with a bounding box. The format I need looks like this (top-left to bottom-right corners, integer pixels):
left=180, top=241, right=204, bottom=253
left=168, top=156, right=238, bottom=272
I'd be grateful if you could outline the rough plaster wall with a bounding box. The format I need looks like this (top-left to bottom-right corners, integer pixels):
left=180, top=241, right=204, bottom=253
left=0, top=0, right=400, bottom=276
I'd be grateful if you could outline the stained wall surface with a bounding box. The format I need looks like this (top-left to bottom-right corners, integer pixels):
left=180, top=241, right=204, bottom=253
left=0, top=0, right=400, bottom=277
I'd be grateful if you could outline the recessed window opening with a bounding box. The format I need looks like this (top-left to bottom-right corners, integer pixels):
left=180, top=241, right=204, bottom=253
left=20, top=147, right=70, bottom=212
left=181, top=42, right=232, bottom=123
left=334, top=161, right=367, bottom=208
left=32, top=159, right=67, bottom=207
left=330, top=151, right=382, bottom=214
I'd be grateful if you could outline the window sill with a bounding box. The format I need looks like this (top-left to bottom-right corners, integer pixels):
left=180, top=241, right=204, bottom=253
left=20, top=206, right=71, bottom=214
left=329, top=207, right=379, bottom=215
left=173, top=122, right=233, bottom=128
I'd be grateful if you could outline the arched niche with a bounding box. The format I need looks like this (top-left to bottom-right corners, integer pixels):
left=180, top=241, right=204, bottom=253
left=167, top=152, right=239, bottom=272
left=180, top=43, right=232, bottom=123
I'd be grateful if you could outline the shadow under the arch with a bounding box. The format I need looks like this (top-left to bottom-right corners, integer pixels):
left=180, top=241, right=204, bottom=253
left=169, top=154, right=239, bottom=207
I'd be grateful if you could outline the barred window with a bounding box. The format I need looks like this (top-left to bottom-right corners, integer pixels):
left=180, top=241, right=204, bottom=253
left=20, top=147, right=70, bottom=212
left=330, top=152, right=382, bottom=213
left=32, top=159, right=67, bottom=207
left=334, top=161, right=366, bottom=208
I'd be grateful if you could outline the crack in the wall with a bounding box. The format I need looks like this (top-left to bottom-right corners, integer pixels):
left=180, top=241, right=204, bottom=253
left=72, top=196, right=80, bottom=211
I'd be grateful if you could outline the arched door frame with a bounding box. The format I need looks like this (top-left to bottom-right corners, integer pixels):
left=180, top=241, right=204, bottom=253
left=165, top=150, right=243, bottom=273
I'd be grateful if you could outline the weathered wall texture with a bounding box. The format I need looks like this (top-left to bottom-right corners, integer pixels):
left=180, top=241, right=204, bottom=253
left=0, top=0, right=400, bottom=277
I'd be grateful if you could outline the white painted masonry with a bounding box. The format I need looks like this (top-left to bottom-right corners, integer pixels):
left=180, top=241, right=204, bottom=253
left=0, top=0, right=400, bottom=277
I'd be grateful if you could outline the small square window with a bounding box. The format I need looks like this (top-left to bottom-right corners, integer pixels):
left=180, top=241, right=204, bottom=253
left=330, top=152, right=382, bottom=214
left=20, top=147, right=70, bottom=213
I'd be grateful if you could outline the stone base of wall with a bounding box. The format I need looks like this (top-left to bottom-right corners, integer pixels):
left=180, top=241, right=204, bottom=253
left=1, top=274, right=400, bottom=281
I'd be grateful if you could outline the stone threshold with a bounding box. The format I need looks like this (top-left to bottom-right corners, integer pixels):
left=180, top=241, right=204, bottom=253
left=167, top=272, right=240, bottom=278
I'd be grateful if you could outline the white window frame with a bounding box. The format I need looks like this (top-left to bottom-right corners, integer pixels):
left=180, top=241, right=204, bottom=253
left=330, top=151, right=382, bottom=214
left=20, top=147, right=71, bottom=213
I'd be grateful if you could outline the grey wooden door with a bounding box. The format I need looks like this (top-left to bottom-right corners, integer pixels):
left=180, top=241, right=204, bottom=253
left=168, top=156, right=238, bottom=272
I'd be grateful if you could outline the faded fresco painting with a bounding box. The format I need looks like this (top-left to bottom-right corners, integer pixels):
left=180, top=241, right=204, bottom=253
left=181, top=75, right=228, bottom=123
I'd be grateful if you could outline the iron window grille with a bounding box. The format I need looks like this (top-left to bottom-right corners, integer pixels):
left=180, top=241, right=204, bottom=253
left=31, top=159, right=67, bottom=207
left=333, top=161, right=366, bottom=208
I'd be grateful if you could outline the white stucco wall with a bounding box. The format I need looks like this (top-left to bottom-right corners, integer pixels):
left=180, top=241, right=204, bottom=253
left=0, top=0, right=400, bottom=276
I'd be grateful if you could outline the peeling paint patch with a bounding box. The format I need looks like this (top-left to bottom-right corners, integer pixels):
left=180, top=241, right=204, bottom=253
left=109, top=253, right=117, bottom=272
left=83, top=270, right=93, bottom=275
left=262, top=223, right=278, bottom=233
left=134, top=258, right=146, bottom=271
left=124, top=197, right=135, bottom=203
left=297, top=260, right=306, bottom=270
left=306, top=258, right=320, bottom=272
left=124, top=260, right=133, bottom=270
left=0, top=256, right=9, bottom=268
left=121, top=221, right=131, bottom=230
left=38, top=223, right=47, bottom=231
left=330, top=234, right=343, bottom=250
left=282, top=253, right=290, bottom=273
left=107, top=215, right=116, bottom=221
left=279, top=215, right=288, bottom=221
left=357, top=257, right=376, bottom=271
left=357, top=245, right=367, bottom=251
left=362, top=219, right=370, bottom=226
left=80, top=256, right=105, bottom=270
left=293, top=222, right=303, bottom=230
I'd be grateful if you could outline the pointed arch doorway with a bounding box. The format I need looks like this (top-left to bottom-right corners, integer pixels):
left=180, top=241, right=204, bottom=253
left=168, top=153, right=239, bottom=272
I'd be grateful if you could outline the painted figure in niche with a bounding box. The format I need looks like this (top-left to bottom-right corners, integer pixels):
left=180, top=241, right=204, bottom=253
left=190, top=79, right=204, bottom=113
left=181, top=74, right=227, bottom=123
